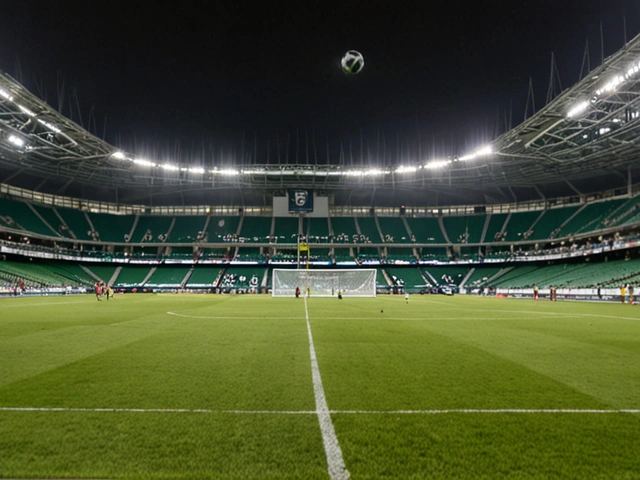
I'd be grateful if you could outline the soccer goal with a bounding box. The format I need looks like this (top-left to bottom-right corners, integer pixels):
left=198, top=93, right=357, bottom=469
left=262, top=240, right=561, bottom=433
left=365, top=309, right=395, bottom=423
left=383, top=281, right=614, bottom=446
left=272, top=269, right=376, bottom=297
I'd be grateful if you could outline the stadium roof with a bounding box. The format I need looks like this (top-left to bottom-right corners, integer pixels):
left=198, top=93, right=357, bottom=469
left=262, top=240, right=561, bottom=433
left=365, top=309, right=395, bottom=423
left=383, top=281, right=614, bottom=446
left=2, top=33, right=640, bottom=207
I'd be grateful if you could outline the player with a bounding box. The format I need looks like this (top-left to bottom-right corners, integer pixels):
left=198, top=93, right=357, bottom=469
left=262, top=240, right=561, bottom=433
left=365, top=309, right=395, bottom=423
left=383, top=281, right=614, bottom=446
left=533, top=285, right=539, bottom=301
left=629, top=284, right=634, bottom=305
left=295, top=286, right=300, bottom=298
left=338, top=289, right=342, bottom=300
left=95, top=282, right=102, bottom=301
left=306, top=286, right=310, bottom=298
left=621, top=284, right=626, bottom=304
left=106, top=285, right=111, bottom=300
left=405, top=291, right=409, bottom=303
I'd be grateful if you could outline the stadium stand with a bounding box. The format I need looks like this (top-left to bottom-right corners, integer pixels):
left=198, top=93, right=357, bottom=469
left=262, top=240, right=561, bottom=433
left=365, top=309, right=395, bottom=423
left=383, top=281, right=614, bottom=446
left=273, top=216, right=299, bottom=243
left=384, top=267, right=427, bottom=292
left=303, top=217, right=330, bottom=243
left=3, top=30, right=640, bottom=303
left=239, top=216, right=272, bottom=243
left=166, top=216, right=208, bottom=243
left=88, top=212, right=135, bottom=243
left=331, top=217, right=359, bottom=243
left=529, top=206, right=581, bottom=240
left=405, top=217, right=446, bottom=243
left=0, top=198, right=55, bottom=237
left=188, top=267, right=224, bottom=288
left=442, top=215, right=486, bottom=244
left=558, top=199, right=627, bottom=238
left=0, top=259, right=93, bottom=287
left=217, top=267, right=265, bottom=292
left=31, top=204, right=74, bottom=239
left=356, top=216, right=382, bottom=243
left=145, top=266, right=193, bottom=287
left=55, top=207, right=94, bottom=241
left=502, top=211, right=541, bottom=243
left=133, top=215, right=174, bottom=243
left=206, top=216, right=241, bottom=243
left=376, top=216, right=411, bottom=243
left=484, top=213, right=509, bottom=243
left=113, top=266, right=154, bottom=287
left=423, top=266, right=470, bottom=287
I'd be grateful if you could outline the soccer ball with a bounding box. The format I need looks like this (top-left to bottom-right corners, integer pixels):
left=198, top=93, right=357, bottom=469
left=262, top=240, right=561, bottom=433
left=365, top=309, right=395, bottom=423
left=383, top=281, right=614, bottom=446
left=341, top=50, right=364, bottom=75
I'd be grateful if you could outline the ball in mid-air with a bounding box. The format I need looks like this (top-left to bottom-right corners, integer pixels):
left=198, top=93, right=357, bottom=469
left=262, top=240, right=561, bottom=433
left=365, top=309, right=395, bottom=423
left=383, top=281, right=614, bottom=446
left=341, top=50, right=364, bottom=75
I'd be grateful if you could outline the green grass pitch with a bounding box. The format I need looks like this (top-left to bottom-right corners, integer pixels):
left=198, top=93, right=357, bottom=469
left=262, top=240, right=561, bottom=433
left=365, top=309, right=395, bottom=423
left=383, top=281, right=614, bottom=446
left=1, top=293, right=639, bottom=479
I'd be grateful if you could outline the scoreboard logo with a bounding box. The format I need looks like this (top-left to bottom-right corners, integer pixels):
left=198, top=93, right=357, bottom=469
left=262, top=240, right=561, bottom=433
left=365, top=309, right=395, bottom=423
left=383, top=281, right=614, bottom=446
left=288, top=189, right=314, bottom=212
left=294, top=190, right=308, bottom=206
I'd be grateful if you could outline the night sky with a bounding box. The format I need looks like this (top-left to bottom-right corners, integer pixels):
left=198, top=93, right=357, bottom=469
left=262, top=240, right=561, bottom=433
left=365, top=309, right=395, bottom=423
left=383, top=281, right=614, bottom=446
left=2, top=1, right=640, bottom=165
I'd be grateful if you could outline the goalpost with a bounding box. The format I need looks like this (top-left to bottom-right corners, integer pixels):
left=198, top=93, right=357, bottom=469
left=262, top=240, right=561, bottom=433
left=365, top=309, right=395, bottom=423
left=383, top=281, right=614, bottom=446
left=272, top=269, right=377, bottom=297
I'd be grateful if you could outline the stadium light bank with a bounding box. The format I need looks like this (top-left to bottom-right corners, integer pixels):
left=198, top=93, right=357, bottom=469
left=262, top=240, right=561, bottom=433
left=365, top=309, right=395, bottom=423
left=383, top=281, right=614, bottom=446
left=567, top=57, right=640, bottom=119
left=110, top=144, right=493, bottom=178
left=0, top=86, right=73, bottom=144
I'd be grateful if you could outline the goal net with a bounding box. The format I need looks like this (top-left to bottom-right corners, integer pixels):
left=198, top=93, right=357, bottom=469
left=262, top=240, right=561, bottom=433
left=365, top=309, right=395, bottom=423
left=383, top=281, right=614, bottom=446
left=272, top=269, right=377, bottom=297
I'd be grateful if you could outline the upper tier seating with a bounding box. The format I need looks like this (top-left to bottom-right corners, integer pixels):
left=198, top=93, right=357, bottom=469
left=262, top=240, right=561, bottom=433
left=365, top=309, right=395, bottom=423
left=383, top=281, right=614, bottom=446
left=405, top=217, right=446, bottom=243
left=56, top=207, right=93, bottom=241
left=0, top=198, right=56, bottom=237
left=134, top=215, right=174, bottom=243
left=2, top=195, right=640, bottom=257
left=356, top=217, right=382, bottom=243
left=206, top=216, right=241, bottom=243
left=442, top=215, right=486, bottom=244
left=166, top=216, right=208, bottom=243
left=558, top=199, right=627, bottom=237
left=87, top=212, right=135, bottom=243
left=273, top=217, right=299, bottom=243
left=377, top=217, right=412, bottom=243
left=331, top=217, right=359, bottom=243
left=502, top=211, right=541, bottom=242
left=303, top=217, right=330, bottom=243
left=239, top=216, right=272, bottom=243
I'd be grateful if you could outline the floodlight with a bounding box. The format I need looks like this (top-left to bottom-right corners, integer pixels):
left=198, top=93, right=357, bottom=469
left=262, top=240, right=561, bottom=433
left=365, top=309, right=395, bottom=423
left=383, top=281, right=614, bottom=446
left=8, top=135, right=25, bottom=147
left=37, top=118, right=61, bottom=133
left=395, top=166, right=418, bottom=174
left=567, top=101, right=589, bottom=118
left=18, top=105, right=35, bottom=117
left=133, top=159, right=155, bottom=167
left=425, top=160, right=450, bottom=169
left=0, top=88, right=12, bottom=101
left=212, top=168, right=239, bottom=176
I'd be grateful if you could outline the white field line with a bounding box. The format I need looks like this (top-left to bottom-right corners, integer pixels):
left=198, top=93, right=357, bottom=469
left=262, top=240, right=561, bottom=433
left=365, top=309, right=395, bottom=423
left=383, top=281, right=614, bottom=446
left=304, top=296, right=350, bottom=480
left=166, top=312, right=542, bottom=321
left=1, top=407, right=638, bottom=415
left=449, top=308, right=640, bottom=322
left=0, top=301, right=86, bottom=308
left=421, top=298, right=456, bottom=306
left=166, top=311, right=305, bottom=319
left=167, top=310, right=640, bottom=323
